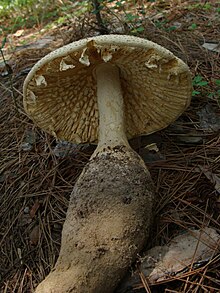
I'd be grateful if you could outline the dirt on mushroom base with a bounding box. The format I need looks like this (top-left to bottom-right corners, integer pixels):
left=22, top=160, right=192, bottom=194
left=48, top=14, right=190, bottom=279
left=35, top=146, right=154, bottom=293
left=0, top=1, right=220, bottom=293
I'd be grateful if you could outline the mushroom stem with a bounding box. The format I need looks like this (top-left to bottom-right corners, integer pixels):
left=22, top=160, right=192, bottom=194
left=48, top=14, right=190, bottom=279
left=34, top=65, right=155, bottom=293
left=93, top=63, right=129, bottom=156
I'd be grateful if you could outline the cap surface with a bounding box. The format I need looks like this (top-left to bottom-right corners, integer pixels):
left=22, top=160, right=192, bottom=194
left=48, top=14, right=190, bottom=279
left=23, top=35, right=192, bottom=144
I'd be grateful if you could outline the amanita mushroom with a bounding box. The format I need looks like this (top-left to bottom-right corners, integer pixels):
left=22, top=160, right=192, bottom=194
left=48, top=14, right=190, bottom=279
left=23, top=35, right=192, bottom=293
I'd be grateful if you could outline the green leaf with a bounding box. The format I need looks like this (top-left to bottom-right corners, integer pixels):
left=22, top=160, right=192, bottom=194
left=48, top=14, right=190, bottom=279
left=167, top=26, right=177, bottom=31
left=1, top=36, right=7, bottom=49
left=193, top=75, right=202, bottom=83
left=188, top=23, right=197, bottom=30
left=126, top=13, right=137, bottom=21
left=215, top=79, right=220, bottom=86
left=203, top=3, right=212, bottom=10
left=197, top=81, right=208, bottom=86
left=136, top=26, right=144, bottom=32
left=193, top=75, right=208, bottom=87
left=115, top=1, right=122, bottom=6
left=92, top=8, right=101, bottom=14
left=192, top=90, right=200, bottom=96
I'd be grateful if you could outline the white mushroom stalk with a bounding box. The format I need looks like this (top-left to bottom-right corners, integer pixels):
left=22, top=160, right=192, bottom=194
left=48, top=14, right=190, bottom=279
left=93, top=63, right=129, bottom=157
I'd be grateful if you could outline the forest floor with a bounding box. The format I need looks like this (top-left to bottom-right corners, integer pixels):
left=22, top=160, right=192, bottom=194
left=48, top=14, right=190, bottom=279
left=0, top=1, right=220, bottom=292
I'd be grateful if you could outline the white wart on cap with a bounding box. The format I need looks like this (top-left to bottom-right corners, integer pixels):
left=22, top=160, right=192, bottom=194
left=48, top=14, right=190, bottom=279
left=23, top=35, right=192, bottom=144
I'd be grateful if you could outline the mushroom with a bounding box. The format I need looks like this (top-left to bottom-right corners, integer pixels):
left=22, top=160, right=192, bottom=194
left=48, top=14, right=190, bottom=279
left=23, top=35, right=192, bottom=293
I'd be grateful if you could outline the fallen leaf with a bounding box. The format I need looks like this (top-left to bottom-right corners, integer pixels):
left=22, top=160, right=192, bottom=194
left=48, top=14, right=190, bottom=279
left=30, top=225, right=40, bottom=245
left=202, top=42, right=220, bottom=53
left=144, top=227, right=219, bottom=283
left=13, top=29, right=24, bottom=37
left=116, top=227, right=220, bottom=292
left=30, top=201, right=40, bottom=218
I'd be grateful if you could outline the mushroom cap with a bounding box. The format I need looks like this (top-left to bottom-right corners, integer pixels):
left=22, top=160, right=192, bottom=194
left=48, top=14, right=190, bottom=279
left=23, top=35, right=192, bottom=144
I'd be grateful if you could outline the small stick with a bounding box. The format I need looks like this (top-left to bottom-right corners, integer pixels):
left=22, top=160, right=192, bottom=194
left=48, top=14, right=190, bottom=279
left=92, top=0, right=109, bottom=34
